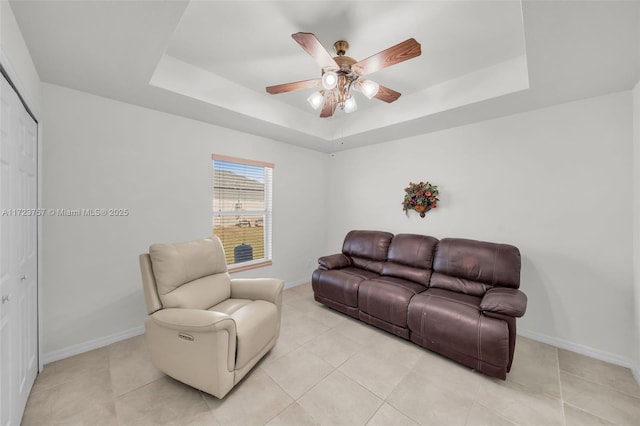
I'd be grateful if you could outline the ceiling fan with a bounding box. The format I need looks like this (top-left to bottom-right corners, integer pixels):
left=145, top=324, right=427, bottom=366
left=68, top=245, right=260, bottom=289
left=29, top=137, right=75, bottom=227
left=266, top=32, right=421, bottom=118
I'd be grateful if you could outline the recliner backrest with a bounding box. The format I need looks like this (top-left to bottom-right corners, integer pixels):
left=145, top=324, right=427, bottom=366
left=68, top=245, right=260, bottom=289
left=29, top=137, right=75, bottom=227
left=342, top=230, right=393, bottom=274
left=381, top=234, right=439, bottom=285
left=148, top=237, right=231, bottom=310
left=430, top=238, right=521, bottom=296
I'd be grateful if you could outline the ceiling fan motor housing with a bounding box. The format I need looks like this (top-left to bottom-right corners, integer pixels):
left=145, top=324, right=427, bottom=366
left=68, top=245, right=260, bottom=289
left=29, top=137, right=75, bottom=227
left=334, top=55, right=357, bottom=71
left=322, top=41, right=359, bottom=100
left=333, top=40, right=349, bottom=55
left=332, top=40, right=357, bottom=74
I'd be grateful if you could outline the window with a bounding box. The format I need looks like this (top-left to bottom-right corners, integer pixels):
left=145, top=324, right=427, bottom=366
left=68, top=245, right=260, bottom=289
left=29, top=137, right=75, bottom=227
left=212, top=154, right=273, bottom=271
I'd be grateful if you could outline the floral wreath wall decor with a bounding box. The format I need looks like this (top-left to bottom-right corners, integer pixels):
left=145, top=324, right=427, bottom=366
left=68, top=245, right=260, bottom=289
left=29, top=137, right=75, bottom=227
left=402, top=181, right=439, bottom=218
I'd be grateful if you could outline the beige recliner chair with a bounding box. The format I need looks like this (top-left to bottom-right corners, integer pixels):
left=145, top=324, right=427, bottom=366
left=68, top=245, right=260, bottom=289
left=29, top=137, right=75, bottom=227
left=138, top=237, right=284, bottom=398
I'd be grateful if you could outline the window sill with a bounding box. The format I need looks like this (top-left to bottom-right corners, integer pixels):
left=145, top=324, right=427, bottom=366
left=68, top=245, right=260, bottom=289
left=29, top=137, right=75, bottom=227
left=228, top=260, right=272, bottom=274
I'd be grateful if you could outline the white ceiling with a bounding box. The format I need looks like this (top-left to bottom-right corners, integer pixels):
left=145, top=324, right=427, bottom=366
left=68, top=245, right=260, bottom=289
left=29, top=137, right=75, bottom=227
left=9, top=0, right=640, bottom=153
left=165, top=1, right=525, bottom=110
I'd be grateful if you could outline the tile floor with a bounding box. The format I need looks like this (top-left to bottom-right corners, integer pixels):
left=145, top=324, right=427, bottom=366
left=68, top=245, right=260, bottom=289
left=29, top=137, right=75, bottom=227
left=22, top=283, right=640, bottom=426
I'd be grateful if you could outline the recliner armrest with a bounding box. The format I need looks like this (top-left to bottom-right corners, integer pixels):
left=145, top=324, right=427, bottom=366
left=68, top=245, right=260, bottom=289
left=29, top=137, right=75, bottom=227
left=230, top=278, right=284, bottom=307
left=148, top=308, right=235, bottom=333
left=146, top=308, right=238, bottom=382
left=480, top=288, right=527, bottom=318
left=318, top=253, right=351, bottom=270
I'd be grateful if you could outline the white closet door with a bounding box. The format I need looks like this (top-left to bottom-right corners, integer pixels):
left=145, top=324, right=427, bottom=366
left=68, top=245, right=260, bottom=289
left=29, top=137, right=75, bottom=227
left=0, top=71, right=38, bottom=426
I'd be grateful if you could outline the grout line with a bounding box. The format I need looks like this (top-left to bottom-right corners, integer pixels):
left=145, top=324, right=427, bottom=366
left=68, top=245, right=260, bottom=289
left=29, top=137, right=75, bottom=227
left=261, top=397, right=296, bottom=425
left=462, top=375, right=484, bottom=426
left=362, top=400, right=385, bottom=425
left=559, top=370, right=640, bottom=424
left=562, top=402, right=619, bottom=425
left=472, top=401, right=521, bottom=426
left=384, top=396, right=422, bottom=425
left=197, top=389, right=220, bottom=423
left=558, top=368, right=640, bottom=401
left=555, top=347, right=567, bottom=426
left=115, top=374, right=166, bottom=400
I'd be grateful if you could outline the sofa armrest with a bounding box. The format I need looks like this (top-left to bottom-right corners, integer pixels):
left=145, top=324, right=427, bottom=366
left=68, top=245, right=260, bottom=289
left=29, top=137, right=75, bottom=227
left=146, top=308, right=237, bottom=380
left=148, top=308, right=235, bottom=333
left=480, top=288, right=527, bottom=318
left=318, top=253, right=351, bottom=270
left=230, top=278, right=284, bottom=307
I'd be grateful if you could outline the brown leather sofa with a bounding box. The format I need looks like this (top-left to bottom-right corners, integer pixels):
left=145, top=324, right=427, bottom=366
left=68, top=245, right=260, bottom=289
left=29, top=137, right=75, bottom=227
left=312, top=230, right=527, bottom=379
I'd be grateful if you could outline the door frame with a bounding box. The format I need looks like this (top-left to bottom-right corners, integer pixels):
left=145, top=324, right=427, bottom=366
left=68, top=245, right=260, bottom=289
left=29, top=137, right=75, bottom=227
left=0, top=48, right=43, bottom=373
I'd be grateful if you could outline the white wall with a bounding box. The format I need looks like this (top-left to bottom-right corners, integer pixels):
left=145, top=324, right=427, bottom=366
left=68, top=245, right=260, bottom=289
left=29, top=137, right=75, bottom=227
left=326, top=92, right=635, bottom=362
left=633, top=81, right=640, bottom=379
left=633, top=5, right=640, bottom=383
left=41, top=83, right=328, bottom=356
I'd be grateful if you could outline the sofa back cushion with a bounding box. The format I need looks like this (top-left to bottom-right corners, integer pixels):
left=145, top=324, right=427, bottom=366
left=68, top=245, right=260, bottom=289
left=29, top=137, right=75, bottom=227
left=381, top=234, right=438, bottom=285
left=149, top=237, right=231, bottom=309
left=342, top=230, right=393, bottom=274
left=430, top=238, right=521, bottom=296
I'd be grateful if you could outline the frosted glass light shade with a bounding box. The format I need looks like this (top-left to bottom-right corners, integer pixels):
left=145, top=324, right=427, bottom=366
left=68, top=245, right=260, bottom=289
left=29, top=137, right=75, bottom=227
left=360, top=80, right=380, bottom=99
left=307, top=91, right=324, bottom=110
left=344, top=96, right=357, bottom=113
left=321, top=71, right=338, bottom=90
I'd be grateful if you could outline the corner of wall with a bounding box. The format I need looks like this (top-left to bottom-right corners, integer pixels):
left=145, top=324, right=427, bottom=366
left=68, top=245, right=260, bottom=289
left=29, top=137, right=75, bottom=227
left=633, top=80, right=640, bottom=385
left=0, top=0, right=42, bottom=116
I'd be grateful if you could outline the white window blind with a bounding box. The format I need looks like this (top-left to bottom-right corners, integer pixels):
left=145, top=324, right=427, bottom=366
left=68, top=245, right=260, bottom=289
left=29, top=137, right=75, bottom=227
left=212, top=154, right=273, bottom=269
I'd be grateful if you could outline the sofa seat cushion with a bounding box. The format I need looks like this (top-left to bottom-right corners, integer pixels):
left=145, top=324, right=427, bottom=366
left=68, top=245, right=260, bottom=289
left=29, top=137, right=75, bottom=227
left=228, top=300, right=278, bottom=370
left=339, top=267, right=381, bottom=281
left=407, top=288, right=509, bottom=369
left=312, top=268, right=378, bottom=307
left=359, top=277, right=426, bottom=327
left=209, top=299, right=252, bottom=315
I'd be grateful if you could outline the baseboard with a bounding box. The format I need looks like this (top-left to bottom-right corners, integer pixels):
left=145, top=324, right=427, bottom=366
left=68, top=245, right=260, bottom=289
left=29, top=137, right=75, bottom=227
left=40, top=279, right=310, bottom=364
left=42, top=325, right=144, bottom=365
left=632, top=364, right=640, bottom=385
left=518, top=328, right=635, bottom=369
left=284, top=278, right=311, bottom=289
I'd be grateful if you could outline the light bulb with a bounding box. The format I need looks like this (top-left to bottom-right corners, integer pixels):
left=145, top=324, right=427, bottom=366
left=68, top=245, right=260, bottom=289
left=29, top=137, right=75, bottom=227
left=343, top=96, right=357, bottom=113
left=307, top=91, right=324, bottom=110
left=321, top=71, right=338, bottom=90
left=359, top=80, right=380, bottom=99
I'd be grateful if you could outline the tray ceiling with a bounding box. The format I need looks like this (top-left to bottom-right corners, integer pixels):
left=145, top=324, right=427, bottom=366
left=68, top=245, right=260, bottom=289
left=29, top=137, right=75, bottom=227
left=9, top=1, right=640, bottom=152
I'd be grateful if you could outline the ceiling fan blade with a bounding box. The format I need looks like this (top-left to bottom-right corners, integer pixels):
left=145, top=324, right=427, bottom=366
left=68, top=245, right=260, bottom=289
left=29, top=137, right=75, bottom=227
left=320, top=91, right=337, bottom=118
left=292, top=32, right=339, bottom=70
left=353, top=38, right=421, bottom=76
left=374, top=85, right=402, bottom=103
left=266, top=78, right=320, bottom=94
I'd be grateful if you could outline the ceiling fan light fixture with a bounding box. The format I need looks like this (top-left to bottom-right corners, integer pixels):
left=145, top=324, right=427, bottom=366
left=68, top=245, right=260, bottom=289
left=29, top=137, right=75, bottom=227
left=343, top=96, right=357, bottom=113
left=307, top=91, right=324, bottom=110
left=321, top=71, right=338, bottom=90
left=359, top=80, right=380, bottom=99
left=266, top=33, right=421, bottom=118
